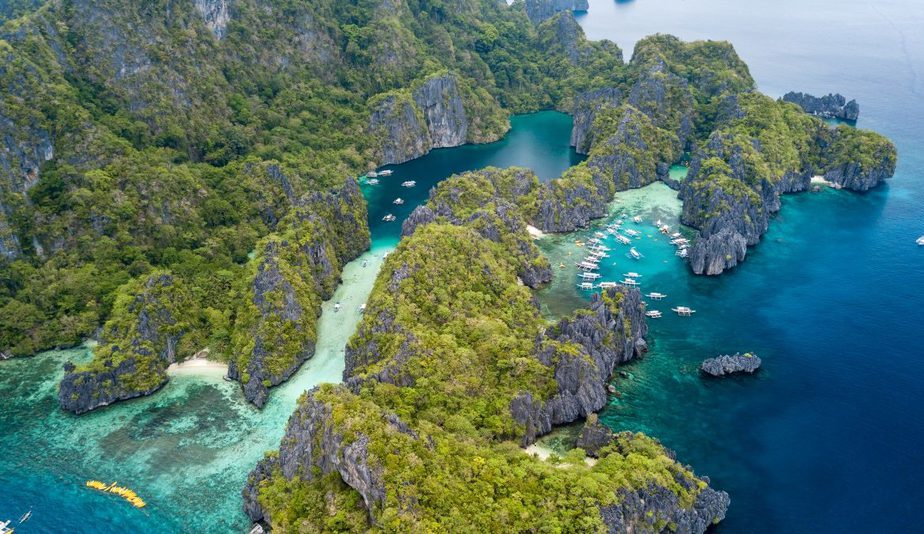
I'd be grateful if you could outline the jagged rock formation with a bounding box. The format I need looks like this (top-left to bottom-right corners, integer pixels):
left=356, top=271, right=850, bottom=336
left=58, top=273, right=197, bottom=414
left=525, top=0, right=589, bottom=24
left=369, top=72, right=507, bottom=165
left=229, top=178, right=370, bottom=407
left=575, top=415, right=615, bottom=458
left=511, top=287, right=648, bottom=444
left=701, top=352, right=762, bottom=377
left=783, top=91, right=859, bottom=121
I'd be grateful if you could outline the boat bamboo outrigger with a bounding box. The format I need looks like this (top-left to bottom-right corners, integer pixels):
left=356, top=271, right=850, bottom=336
left=378, top=169, right=393, bottom=176
left=598, top=281, right=618, bottom=289
left=621, top=278, right=639, bottom=286
left=627, top=248, right=643, bottom=260
left=366, top=178, right=380, bottom=185
left=917, top=235, right=924, bottom=246
left=633, top=216, right=643, bottom=223
left=646, top=292, right=667, bottom=300
left=671, top=306, right=696, bottom=316
left=579, top=272, right=602, bottom=280
left=576, top=261, right=599, bottom=271
left=623, top=272, right=642, bottom=278
left=367, top=171, right=379, bottom=178
left=645, top=310, right=663, bottom=318
left=401, top=180, right=416, bottom=187
left=577, top=282, right=595, bottom=290
left=382, top=214, right=396, bottom=222
left=393, top=197, right=404, bottom=205
left=615, top=235, right=632, bottom=245
left=1, top=520, right=12, bottom=534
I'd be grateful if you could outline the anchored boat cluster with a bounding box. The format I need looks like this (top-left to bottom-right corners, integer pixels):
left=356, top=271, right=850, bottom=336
left=574, top=215, right=696, bottom=318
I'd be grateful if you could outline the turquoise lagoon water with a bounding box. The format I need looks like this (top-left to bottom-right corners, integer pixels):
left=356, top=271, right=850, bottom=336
left=0, top=112, right=581, bottom=533
left=4, top=1, right=924, bottom=530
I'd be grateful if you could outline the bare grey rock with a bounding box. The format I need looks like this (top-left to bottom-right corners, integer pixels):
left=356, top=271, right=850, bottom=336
left=701, top=352, right=762, bottom=377
left=783, top=91, right=859, bottom=121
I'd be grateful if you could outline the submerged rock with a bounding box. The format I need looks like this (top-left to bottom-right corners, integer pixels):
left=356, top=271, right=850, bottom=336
left=782, top=91, right=859, bottom=121
left=701, top=352, right=762, bottom=377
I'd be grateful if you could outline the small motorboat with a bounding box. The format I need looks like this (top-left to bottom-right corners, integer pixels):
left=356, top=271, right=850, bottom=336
left=367, top=171, right=379, bottom=178
left=366, top=178, right=380, bottom=185
left=382, top=214, right=396, bottom=222
left=393, top=198, right=404, bottom=205
left=18, top=510, right=30, bottom=524
left=378, top=169, right=393, bottom=176
left=917, top=235, right=924, bottom=246
left=359, top=303, right=366, bottom=313
left=627, top=248, right=643, bottom=260
left=633, top=216, right=643, bottom=223
left=334, top=302, right=341, bottom=312
left=401, top=180, right=416, bottom=187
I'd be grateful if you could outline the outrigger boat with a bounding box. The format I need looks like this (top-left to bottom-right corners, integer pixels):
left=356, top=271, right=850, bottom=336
left=918, top=235, right=924, bottom=246
left=359, top=303, right=366, bottom=313
left=615, top=234, right=632, bottom=245
left=633, top=216, right=643, bottom=223
left=333, top=302, right=341, bottom=313
left=366, top=178, right=380, bottom=185
left=598, top=281, right=618, bottom=289
left=367, top=171, right=379, bottom=178
left=382, top=214, right=396, bottom=222
left=646, top=292, right=667, bottom=300
left=621, top=278, right=640, bottom=286
left=393, top=197, right=405, bottom=205
left=1, top=520, right=12, bottom=534
left=627, top=248, right=643, bottom=260
left=645, top=310, right=663, bottom=318
left=623, top=272, right=642, bottom=278
left=578, top=272, right=602, bottom=280
left=401, top=180, right=416, bottom=187
left=594, top=231, right=606, bottom=238
left=672, top=306, right=696, bottom=316
left=676, top=248, right=689, bottom=258
left=577, top=282, right=595, bottom=290
left=624, top=229, right=640, bottom=237
left=378, top=169, right=393, bottom=176
left=576, top=261, right=599, bottom=271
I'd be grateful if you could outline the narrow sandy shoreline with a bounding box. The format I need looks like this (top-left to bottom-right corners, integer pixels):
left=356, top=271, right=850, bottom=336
left=166, top=356, right=228, bottom=376
left=526, top=224, right=545, bottom=239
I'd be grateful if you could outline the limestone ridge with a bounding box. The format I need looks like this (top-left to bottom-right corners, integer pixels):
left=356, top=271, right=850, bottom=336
left=700, top=352, right=762, bottom=377
left=228, top=178, right=370, bottom=407
left=58, top=273, right=196, bottom=414
left=525, top=0, right=590, bottom=24
left=369, top=72, right=507, bottom=165
left=783, top=91, right=859, bottom=121
left=401, top=167, right=552, bottom=287
left=511, top=287, right=649, bottom=444
left=576, top=420, right=731, bottom=531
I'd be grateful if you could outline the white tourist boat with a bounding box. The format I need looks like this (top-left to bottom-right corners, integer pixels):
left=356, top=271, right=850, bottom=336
left=401, top=180, right=416, bottom=187
left=621, top=278, right=640, bottom=286
left=676, top=248, right=689, bottom=258
left=359, top=303, right=366, bottom=312
left=624, top=229, right=640, bottom=237
left=579, top=272, right=602, bottom=280
left=646, top=292, right=667, bottom=300
left=917, top=235, right=924, bottom=245
left=333, top=302, right=341, bottom=313
left=393, top=198, right=404, bottom=205
left=577, top=282, right=595, bottom=290
left=367, top=171, right=379, bottom=178
left=382, top=214, right=396, bottom=222
left=598, top=281, right=618, bottom=289
left=645, top=310, right=663, bottom=318
left=672, top=306, right=696, bottom=316
left=366, top=178, right=380, bottom=185
left=576, top=261, right=599, bottom=271
left=633, top=216, right=643, bottom=223
left=623, top=272, right=642, bottom=278
left=627, top=248, right=643, bottom=260
left=378, top=169, right=393, bottom=176
left=615, top=234, right=632, bottom=245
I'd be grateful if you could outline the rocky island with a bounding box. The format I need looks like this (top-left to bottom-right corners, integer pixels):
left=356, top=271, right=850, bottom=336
left=701, top=353, right=762, bottom=377
left=782, top=91, right=860, bottom=121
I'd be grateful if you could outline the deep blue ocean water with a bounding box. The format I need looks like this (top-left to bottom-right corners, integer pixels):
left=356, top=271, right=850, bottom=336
left=1, top=1, right=922, bottom=531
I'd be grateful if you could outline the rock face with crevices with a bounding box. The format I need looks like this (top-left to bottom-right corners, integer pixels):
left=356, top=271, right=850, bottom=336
left=511, top=287, right=648, bottom=444
left=783, top=91, right=859, bottom=121
left=369, top=72, right=506, bottom=165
